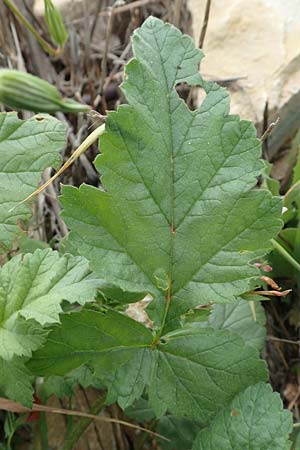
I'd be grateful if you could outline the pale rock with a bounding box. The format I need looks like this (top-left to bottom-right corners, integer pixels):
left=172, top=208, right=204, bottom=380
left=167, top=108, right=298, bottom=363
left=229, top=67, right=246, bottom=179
left=188, top=0, right=300, bottom=156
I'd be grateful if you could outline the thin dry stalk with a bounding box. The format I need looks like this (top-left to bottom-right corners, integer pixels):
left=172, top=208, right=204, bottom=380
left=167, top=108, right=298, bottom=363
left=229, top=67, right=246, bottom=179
left=69, top=0, right=160, bottom=25
left=173, top=0, right=183, bottom=28
left=99, top=4, right=116, bottom=98
left=187, top=0, right=213, bottom=108
left=198, top=0, right=212, bottom=48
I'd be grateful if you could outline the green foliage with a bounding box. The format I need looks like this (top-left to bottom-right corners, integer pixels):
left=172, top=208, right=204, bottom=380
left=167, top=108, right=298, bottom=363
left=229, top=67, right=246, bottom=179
left=157, top=415, right=200, bottom=450
left=44, top=0, right=68, bottom=47
left=125, top=399, right=201, bottom=449
left=0, top=71, right=89, bottom=113
left=61, top=18, right=281, bottom=333
left=42, top=366, right=99, bottom=399
left=0, top=16, right=293, bottom=450
left=0, top=112, right=66, bottom=250
left=193, top=383, right=292, bottom=450
left=125, top=397, right=156, bottom=422
left=29, top=309, right=267, bottom=419
left=0, top=357, right=33, bottom=406
left=268, top=127, right=300, bottom=280
left=207, top=300, right=266, bottom=350
left=0, top=249, right=102, bottom=405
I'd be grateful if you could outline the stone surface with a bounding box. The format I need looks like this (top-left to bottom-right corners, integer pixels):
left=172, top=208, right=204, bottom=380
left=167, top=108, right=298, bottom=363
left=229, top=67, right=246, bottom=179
left=188, top=0, right=300, bottom=157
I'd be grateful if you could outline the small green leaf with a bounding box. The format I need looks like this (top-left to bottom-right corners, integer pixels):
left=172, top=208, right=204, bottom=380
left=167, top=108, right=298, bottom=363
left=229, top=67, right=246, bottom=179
left=269, top=228, right=299, bottom=277
left=290, top=427, right=300, bottom=450
left=0, top=248, right=101, bottom=360
left=17, top=235, right=49, bottom=253
left=0, top=112, right=66, bottom=250
left=0, top=357, right=33, bottom=407
left=0, top=317, right=46, bottom=360
left=125, top=398, right=156, bottom=422
left=208, top=300, right=266, bottom=351
left=96, top=281, right=146, bottom=305
left=42, top=366, right=98, bottom=399
left=193, top=383, right=292, bottom=450
left=291, top=128, right=300, bottom=185
left=157, top=416, right=200, bottom=450
left=183, top=300, right=266, bottom=351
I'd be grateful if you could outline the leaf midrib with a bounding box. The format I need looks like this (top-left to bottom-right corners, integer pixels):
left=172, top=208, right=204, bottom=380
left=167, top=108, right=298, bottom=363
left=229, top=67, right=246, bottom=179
left=151, top=26, right=176, bottom=333
left=32, top=343, right=151, bottom=361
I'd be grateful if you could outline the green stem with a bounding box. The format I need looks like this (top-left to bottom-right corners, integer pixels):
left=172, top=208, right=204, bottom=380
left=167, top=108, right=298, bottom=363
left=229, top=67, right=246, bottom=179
left=134, top=418, right=157, bottom=450
left=271, top=238, right=300, bottom=273
left=62, top=392, right=107, bottom=450
left=39, top=412, right=49, bottom=450
left=3, top=0, right=60, bottom=56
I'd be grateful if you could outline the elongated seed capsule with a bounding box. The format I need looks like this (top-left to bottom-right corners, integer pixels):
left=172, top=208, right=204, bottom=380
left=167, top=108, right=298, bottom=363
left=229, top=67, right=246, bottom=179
left=44, top=0, right=68, bottom=47
left=0, top=69, right=90, bottom=113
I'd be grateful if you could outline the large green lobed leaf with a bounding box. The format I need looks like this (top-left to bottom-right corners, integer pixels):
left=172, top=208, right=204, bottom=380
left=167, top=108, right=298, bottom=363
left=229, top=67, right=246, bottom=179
left=0, top=112, right=66, bottom=250
left=61, top=17, right=281, bottom=330
left=25, top=16, right=290, bottom=443
left=193, top=383, right=292, bottom=450
left=0, top=248, right=102, bottom=405
left=29, top=309, right=267, bottom=420
left=0, top=357, right=34, bottom=407
left=0, top=248, right=101, bottom=361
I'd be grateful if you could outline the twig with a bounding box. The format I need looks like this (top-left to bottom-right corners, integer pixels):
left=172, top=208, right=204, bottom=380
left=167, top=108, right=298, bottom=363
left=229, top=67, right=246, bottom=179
left=62, top=392, right=106, bottom=450
left=210, top=75, right=247, bottom=86
left=10, top=21, right=25, bottom=72
left=69, top=0, right=160, bottom=25
left=268, top=301, right=292, bottom=341
left=135, top=418, right=157, bottom=450
left=187, top=0, right=212, bottom=107
left=44, top=169, right=68, bottom=238
left=284, top=179, right=300, bottom=199
left=78, top=387, right=104, bottom=450
left=0, top=398, right=169, bottom=442
left=103, top=40, right=132, bottom=93
left=268, top=336, right=300, bottom=346
left=10, top=124, right=105, bottom=210
left=198, top=0, right=212, bottom=49
left=173, top=0, right=183, bottom=28
left=83, top=0, right=91, bottom=75
left=288, top=388, right=300, bottom=411
left=91, top=0, right=103, bottom=39
left=110, top=404, right=127, bottom=450
left=99, top=5, right=116, bottom=97
left=261, top=117, right=280, bottom=142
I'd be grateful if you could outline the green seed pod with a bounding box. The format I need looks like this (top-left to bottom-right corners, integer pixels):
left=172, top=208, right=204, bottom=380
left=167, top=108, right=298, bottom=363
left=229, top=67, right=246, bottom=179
left=44, top=0, right=68, bottom=48
left=0, top=69, right=90, bottom=113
